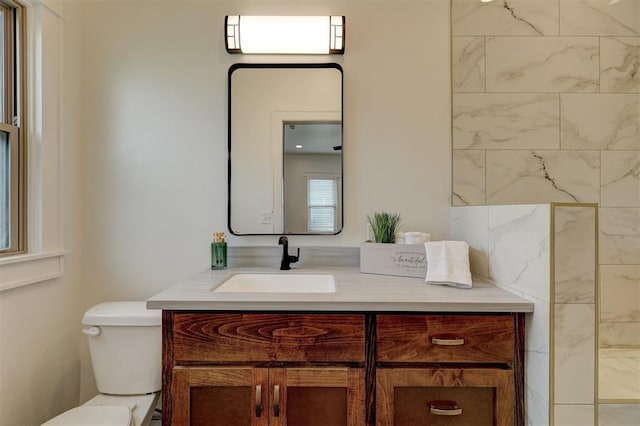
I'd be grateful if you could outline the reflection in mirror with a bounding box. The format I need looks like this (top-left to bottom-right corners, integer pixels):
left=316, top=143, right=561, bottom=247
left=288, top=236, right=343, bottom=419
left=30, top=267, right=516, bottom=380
left=283, top=122, right=342, bottom=234
left=229, top=64, right=343, bottom=235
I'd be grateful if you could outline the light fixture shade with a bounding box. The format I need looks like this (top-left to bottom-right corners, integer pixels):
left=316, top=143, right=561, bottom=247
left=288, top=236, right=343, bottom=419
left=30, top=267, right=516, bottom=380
left=225, top=15, right=345, bottom=54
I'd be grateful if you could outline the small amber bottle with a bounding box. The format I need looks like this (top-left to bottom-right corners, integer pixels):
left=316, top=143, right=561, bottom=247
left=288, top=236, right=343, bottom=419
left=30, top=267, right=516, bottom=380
left=211, top=232, right=227, bottom=270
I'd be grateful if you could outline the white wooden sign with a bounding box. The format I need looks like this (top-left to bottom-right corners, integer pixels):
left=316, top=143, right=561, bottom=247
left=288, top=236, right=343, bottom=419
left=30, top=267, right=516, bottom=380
left=360, top=242, right=427, bottom=278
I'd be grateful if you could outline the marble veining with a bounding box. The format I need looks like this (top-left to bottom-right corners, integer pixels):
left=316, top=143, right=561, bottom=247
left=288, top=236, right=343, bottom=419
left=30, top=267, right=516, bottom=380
left=561, top=94, right=640, bottom=150
left=453, top=93, right=560, bottom=149
left=486, top=150, right=600, bottom=204
left=526, top=386, right=549, bottom=426
left=554, top=206, right=596, bottom=304
left=486, top=37, right=599, bottom=93
left=452, top=37, right=485, bottom=92
left=600, top=322, right=640, bottom=348
left=600, top=265, right=640, bottom=323
left=452, top=0, right=559, bottom=36
left=452, top=150, right=486, bottom=206
left=599, top=404, right=640, bottom=426
left=524, top=296, right=550, bottom=402
left=554, top=303, right=595, bottom=404
left=601, top=151, right=640, bottom=208
left=561, top=0, right=640, bottom=36
left=599, top=207, right=640, bottom=264
left=599, top=348, right=640, bottom=400
left=488, top=204, right=550, bottom=301
left=601, top=37, right=640, bottom=93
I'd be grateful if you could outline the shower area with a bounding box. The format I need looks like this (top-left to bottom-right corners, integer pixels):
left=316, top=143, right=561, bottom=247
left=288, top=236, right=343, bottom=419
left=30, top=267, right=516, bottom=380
left=450, top=0, right=640, bottom=423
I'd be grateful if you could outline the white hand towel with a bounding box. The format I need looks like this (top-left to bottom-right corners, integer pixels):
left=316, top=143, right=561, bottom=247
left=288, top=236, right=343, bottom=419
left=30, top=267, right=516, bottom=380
left=424, top=241, right=472, bottom=289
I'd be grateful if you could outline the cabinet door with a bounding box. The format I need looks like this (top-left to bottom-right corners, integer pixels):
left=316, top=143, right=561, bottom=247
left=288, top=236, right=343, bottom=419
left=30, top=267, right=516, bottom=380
left=172, top=367, right=268, bottom=426
left=376, top=368, right=514, bottom=426
left=270, top=367, right=365, bottom=426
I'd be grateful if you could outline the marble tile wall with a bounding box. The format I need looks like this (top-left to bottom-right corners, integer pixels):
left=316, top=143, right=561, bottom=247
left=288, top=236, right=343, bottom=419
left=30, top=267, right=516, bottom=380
left=599, top=348, right=640, bottom=400
left=451, top=0, right=640, bottom=354
left=553, top=206, right=597, bottom=421
left=451, top=201, right=598, bottom=425
left=599, top=404, right=640, bottom=426
left=452, top=203, right=552, bottom=425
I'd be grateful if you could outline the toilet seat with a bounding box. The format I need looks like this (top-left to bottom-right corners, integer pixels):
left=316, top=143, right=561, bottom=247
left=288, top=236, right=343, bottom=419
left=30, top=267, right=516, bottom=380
left=41, top=405, right=132, bottom=426
left=41, top=392, right=160, bottom=426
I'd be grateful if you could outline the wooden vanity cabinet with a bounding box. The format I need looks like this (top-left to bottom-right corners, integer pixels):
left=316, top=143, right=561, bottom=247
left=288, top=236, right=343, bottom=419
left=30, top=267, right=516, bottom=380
left=375, top=314, right=524, bottom=426
left=163, top=312, right=525, bottom=426
left=164, top=313, right=366, bottom=426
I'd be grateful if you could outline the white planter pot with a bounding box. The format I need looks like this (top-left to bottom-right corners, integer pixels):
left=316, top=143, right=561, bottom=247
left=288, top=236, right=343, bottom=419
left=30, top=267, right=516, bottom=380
left=360, top=242, right=427, bottom=278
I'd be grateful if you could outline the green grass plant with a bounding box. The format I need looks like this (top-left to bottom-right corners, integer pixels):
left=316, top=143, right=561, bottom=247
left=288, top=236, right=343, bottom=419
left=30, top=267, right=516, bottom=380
left=367, top=211, right=402, bottom=243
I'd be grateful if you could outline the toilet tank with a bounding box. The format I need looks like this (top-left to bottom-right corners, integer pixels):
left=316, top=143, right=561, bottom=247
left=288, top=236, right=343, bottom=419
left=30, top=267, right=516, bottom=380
left=82, top=302, right=161, bottom=395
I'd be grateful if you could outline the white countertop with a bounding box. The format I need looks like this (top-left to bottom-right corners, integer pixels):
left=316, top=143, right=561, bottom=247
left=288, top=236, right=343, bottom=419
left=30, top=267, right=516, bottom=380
left=147, top=267, right=534, bottom=313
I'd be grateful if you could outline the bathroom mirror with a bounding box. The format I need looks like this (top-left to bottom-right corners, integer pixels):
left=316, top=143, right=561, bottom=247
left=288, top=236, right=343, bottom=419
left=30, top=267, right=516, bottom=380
left=228, top=63, right=343, bottom=235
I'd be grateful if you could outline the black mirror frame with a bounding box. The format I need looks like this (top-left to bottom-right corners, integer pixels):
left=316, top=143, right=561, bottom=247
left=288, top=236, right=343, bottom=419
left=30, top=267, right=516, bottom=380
left=227, top=62, right=344, bottom=236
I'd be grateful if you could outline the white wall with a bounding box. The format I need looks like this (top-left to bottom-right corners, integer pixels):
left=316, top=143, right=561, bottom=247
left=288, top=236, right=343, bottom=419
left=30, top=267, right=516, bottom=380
left=69, top=0, right=451, bottom=401
left=0, top=0, right=452, bottom=420
left=76, top=0, right=451, bottom=301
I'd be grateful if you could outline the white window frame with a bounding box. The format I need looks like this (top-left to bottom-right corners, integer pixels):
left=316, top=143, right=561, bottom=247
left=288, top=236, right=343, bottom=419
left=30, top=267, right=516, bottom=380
left=0, top=1, right=68, bottom=291
left=306, top=174, right=338, bottom=234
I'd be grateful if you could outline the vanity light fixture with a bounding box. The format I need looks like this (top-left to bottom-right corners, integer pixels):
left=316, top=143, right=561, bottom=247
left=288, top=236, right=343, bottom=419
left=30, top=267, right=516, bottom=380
left=295, top=145, right=303, bottom=149
left=225, top=15, right=345, bottom=54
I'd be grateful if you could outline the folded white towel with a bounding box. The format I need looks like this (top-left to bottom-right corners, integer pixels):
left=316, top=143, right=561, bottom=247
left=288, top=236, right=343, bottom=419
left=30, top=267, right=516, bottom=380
left=424, top=241, right=472, bottom=289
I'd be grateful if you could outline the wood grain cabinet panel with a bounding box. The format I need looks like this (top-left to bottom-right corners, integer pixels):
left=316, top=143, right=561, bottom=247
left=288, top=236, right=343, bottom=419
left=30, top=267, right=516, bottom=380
left=376, top=314, right=515, bottom=363
left=173, top=313, right=366, bottom=363
left=171, top=367, right=267, bottom=426
left=376, top=368, right=514, bottom=426
left=163, top=311, right=525, bottom=426
left=171, top=366, right=364, bottom=426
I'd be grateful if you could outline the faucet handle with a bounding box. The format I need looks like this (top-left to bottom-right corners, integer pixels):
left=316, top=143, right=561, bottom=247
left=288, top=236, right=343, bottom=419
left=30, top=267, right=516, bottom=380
left=292, top=248, right=300, bottom=261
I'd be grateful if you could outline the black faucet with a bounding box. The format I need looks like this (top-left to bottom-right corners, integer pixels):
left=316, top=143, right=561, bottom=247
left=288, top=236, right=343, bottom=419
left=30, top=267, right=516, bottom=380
left=278, top=236, right=299, bottom=270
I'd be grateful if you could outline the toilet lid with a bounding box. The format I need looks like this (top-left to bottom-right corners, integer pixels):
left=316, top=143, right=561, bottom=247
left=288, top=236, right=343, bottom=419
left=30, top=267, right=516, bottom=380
left=42, top=405, right=132, bottom=426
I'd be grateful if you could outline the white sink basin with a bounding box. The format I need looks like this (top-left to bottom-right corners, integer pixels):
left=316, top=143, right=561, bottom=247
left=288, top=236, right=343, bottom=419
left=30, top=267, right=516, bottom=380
left=213, top=273, right=336, bottom=293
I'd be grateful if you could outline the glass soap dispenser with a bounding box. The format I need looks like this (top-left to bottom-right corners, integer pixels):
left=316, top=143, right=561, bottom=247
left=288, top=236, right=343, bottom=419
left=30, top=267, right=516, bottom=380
left=211, top=232, right=227, bottom=270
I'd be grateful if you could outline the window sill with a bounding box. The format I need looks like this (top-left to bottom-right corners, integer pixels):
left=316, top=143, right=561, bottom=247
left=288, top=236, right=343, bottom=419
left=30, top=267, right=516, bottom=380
left=0, top=250, right=69, bottom=292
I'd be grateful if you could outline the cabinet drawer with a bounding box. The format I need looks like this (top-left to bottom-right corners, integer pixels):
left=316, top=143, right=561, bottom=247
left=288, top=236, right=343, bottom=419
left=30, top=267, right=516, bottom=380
left=173, top=313, right=365, bottom=363
left=376, top=368, right=514, bottom=426
left=376, top=315, right=514, bottom=363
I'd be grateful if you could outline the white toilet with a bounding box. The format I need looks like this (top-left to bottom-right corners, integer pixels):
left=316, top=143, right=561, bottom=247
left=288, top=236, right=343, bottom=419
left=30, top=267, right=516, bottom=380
left=42, top=302, right=162, bottom=426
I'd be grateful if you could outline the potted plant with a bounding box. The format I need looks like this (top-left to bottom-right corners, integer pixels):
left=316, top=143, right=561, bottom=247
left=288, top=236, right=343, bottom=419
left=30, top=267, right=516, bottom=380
left=366, top=211, right=402, bottom=243
left=361, top=211, right=427, bottom=278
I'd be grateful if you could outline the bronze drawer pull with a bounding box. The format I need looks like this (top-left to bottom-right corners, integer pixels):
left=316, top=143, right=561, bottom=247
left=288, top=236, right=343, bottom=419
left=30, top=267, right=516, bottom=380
left=428, top=400, right=463, bottom=416
left=431, top=336, right=465, bottom=346
left=273, top=385, right=280, bottom=417
left=255, top=385, right=262, bottom=417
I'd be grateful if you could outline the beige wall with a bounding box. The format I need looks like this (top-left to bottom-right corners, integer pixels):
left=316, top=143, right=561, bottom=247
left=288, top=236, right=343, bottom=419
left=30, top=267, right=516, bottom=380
left=74, top=0, right=451, bottom=401
left=2, top=1, right=452, bottom=421
left=76, top=0, right=451, bottom=302
left=0, top=2, right=85, bottom=425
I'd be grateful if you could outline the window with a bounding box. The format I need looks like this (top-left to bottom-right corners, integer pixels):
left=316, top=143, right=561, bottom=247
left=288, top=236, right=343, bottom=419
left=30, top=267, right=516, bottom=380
left=0, top=1, right=25, bottom=255
left=307, top=177, right=337, bottom=233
